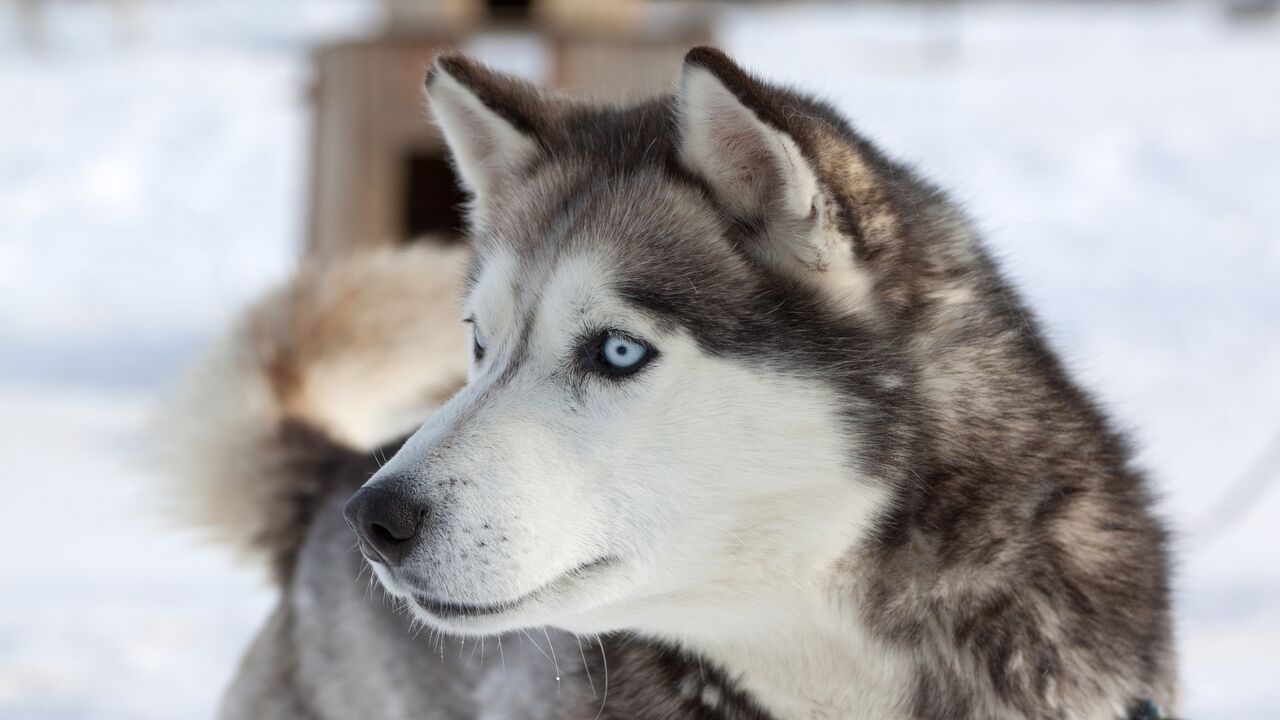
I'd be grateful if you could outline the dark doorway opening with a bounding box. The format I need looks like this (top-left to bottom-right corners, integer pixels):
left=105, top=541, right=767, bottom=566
left=403, top=152, right=466, bottom=243
left=488, top=0, right=533, bottom=21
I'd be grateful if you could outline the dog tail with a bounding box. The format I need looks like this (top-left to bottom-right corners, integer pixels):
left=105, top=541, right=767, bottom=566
left=154, top=242, right=468, bottom=581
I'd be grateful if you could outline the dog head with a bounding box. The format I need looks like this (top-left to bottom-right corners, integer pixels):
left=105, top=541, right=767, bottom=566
left=346, top=49, right=924, bottom=637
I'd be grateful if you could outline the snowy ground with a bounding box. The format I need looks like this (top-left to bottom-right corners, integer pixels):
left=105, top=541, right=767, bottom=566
left=1, top=1, right=1277, bottom=718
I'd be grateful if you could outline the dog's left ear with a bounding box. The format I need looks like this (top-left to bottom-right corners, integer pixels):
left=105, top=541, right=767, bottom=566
left=676, top=48, right=872, bottom=308
left=676, top=48, right=819, bottom=227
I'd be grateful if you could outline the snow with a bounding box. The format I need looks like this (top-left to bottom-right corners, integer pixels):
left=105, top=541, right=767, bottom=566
left=1, top=1, right=1277, bottom=718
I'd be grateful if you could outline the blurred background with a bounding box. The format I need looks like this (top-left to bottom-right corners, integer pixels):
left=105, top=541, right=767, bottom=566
left=1, top=0, right=1277, bottom=717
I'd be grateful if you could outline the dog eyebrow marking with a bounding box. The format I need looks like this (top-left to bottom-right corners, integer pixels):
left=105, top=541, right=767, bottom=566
left=488, top=307, right=536, bottom=391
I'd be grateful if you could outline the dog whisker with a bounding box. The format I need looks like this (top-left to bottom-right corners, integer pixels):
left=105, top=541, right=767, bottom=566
left=543, top=627, right=562, bottom=695
left=592, top=635, right=609, bottom=720
left=578, top=635, right=597, bottom=699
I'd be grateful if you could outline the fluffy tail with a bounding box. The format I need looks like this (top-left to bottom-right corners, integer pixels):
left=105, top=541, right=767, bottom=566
left=156, top=243, right=468, bottom=581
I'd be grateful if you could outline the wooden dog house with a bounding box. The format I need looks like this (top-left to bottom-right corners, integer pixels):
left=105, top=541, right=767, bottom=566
left=305, top=0, right=712, bottom=260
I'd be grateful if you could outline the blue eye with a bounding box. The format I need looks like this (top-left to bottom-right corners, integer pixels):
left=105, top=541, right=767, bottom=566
left=598, top=332, right=650, bottom=374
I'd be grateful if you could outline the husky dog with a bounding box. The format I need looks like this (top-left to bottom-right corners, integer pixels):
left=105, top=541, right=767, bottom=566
left=174, top=48, right=1176, bottom=720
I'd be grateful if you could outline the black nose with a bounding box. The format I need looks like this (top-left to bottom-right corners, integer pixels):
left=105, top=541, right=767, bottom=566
left=343, top=485, right=429, bottom=566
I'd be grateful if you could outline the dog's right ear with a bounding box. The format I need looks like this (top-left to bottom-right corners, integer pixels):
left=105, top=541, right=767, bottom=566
left=425, top=56, right=545, bottom=224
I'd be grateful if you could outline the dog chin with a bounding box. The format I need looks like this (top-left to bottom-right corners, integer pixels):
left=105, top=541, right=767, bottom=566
left=388, top=556, right=625, bottom=636
left=407, top=598, right=549, bottom=636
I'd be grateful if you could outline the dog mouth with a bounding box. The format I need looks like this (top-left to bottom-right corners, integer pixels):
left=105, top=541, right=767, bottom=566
left=408, top=556, right=618, bottom=619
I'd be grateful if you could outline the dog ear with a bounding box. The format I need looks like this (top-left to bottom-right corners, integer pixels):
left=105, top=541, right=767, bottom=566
left=425, top=55, right=546, bottom=224
left=675, top=48, right=814, bottom=226
left=675, top=48, right=819, bottom=227
left=676, top=48, right=874, bottom=312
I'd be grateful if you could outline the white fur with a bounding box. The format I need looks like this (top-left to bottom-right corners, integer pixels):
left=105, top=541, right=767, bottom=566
left=367, top=246, right=910, bottom=719
left=682, top=596, right=913, bottom=720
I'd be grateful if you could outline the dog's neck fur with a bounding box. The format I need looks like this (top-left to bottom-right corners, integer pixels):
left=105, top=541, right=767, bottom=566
left=652, top=582, right=914, bottom=720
